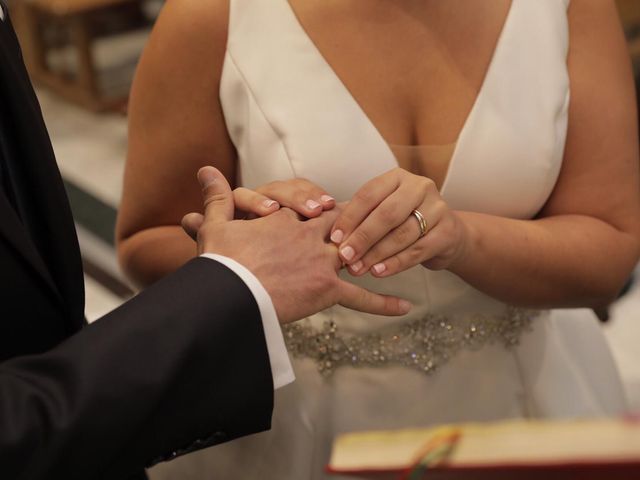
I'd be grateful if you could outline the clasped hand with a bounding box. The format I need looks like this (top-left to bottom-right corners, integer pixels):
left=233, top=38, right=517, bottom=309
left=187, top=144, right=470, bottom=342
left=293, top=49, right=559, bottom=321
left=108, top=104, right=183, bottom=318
left=233, top=168, right=470, bottom=277
left=180, top=167, right=412, bottom=324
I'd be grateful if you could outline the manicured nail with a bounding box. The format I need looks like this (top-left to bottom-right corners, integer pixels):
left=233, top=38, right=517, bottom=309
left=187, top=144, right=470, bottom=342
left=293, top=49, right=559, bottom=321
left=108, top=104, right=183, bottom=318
left=399, top=300, right=413, bottom=314
left=340, top=245, right=355, bottom=261
left=351, top=261, right=363, bottom=273
left=263, top=200, right=278, bottom=208
left=306, top=200, right=321, bottom=210
left=320, top=195, right=335, bottom=203
left=373, top=263, right=386, bottom=275
left=331, top=230, right=344, bottom=244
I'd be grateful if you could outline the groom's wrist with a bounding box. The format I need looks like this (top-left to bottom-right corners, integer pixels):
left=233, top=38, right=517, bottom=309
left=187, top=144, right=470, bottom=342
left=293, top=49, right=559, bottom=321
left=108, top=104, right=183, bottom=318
left=199, top=254, right=295, bottom=389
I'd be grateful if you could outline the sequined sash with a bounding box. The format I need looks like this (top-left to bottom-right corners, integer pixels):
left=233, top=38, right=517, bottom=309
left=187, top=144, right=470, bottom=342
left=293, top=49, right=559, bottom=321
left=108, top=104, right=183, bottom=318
left=283, top=307, right=537, bottom=376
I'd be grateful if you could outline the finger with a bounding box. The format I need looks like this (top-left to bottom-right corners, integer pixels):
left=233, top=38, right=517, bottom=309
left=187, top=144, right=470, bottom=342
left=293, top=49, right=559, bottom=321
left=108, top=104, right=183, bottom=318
left=277, top=206, right=301, bottom=220
left=354, top=199, right=446, bottom=275
left=307, top=209, right=342, bottom=240
left=320, top=194, right=337, bottom=210
left=348, top=217, right=418, bottom=276
left=330, top=169, right=401, bottom=245
left=233, top=187, right=280, bottom=218
left=338, top=184, right=424, bottom=266
left=257, top=179, right=334, bottom=218
left=371, top=226, right=450, bottom=277
left=198, top=166, right=234, bottom=225
left=337, top=280, right=412, bottom=316
left=181, top=212, right=204, bottom=241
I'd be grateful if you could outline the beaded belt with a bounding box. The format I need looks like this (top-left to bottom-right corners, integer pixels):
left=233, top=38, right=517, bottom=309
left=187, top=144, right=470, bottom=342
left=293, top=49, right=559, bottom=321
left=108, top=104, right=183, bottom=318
left=283, top=307, right=536, bottom=376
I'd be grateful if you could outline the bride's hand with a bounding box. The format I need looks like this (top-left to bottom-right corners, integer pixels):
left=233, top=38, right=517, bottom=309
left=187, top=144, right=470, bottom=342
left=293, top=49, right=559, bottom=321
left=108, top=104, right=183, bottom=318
left=330, top=168, right=471, bottom=276
left=232, top=179, right=335, bottom=219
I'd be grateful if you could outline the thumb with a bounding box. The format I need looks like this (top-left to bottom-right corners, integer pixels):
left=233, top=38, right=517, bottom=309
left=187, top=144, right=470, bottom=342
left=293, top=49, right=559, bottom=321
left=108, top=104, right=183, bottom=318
left=198, top=166, right=234, bottom=225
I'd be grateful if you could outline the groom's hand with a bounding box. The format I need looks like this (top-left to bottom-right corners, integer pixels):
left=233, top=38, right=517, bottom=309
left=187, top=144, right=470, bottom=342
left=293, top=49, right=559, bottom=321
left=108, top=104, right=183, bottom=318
left=182, top=167, right=412, bottom=324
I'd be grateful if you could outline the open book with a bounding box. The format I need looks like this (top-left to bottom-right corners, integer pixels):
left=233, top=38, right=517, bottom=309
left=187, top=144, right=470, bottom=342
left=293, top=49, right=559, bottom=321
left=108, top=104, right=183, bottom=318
left=328, top=417, right=640, bottom=479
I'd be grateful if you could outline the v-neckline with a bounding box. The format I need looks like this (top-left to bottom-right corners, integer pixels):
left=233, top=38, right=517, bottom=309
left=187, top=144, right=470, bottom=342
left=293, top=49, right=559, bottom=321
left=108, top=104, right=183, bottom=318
left=280, top=0, right=516, bottom=196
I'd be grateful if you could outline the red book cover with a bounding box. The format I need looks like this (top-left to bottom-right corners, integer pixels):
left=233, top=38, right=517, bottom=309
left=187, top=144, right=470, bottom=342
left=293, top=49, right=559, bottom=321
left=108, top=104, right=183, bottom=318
left=327, top=418, right=640, bottom=480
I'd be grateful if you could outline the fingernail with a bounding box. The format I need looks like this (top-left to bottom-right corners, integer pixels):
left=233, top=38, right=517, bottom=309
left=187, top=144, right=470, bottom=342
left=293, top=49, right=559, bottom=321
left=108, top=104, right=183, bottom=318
left=320, top=195, right=335, bottom=203
left=399, top=300, right=413, bottom=314
left=263, top=199, right=279, bottom=208
left=306, top=200, right=321, bottom=210
left=373, top=263, right=386, bottom=275
left=340, top=245, right=355, bottom=261
left=331, top=230, right=344, bottom=244
left=351, top=261, right=363, bottom=273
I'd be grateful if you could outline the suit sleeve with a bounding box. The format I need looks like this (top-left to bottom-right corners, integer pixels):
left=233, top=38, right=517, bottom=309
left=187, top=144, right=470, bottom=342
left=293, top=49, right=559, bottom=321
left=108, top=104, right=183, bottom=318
left=0, top=257, right=274, bottom=480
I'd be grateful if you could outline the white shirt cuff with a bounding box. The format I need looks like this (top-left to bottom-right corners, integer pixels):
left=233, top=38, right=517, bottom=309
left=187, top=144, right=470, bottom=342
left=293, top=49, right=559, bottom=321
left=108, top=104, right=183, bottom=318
left=200, top=254, right=295, bottom=389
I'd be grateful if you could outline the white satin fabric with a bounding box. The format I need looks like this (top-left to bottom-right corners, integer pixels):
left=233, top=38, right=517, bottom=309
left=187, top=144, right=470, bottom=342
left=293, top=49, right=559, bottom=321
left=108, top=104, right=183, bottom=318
left=150, top=1, right=626, bottom=479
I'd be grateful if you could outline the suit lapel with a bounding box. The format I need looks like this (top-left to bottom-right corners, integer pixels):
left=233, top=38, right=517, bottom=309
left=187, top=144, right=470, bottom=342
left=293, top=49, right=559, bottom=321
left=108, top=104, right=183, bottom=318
left=0, top=190, right=62, bottom=304
left=0, top=12, right=85, bottom=327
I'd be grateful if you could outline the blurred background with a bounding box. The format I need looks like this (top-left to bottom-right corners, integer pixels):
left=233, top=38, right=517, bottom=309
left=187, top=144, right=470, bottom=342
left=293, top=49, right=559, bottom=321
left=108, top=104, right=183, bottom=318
left=3, top=0, right=640, bottom=410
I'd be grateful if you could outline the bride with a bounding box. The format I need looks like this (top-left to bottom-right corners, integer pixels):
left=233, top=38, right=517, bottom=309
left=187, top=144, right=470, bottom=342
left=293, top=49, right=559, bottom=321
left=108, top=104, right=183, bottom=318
left=116, top=0, right=640, bottom=478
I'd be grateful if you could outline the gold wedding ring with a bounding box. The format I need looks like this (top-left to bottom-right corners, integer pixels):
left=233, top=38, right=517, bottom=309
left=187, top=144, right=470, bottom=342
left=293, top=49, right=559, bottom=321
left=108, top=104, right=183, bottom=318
left=411, top=209, right=428, bottom=238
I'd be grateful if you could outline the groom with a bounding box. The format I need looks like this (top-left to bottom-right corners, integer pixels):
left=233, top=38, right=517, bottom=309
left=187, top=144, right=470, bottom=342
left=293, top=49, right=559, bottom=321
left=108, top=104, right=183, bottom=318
left=0, top=5, right=408, bottom=480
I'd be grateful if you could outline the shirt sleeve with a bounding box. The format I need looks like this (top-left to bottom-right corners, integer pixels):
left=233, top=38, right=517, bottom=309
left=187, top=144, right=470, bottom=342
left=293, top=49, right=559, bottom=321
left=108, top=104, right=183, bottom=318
left=200, top=254, right=295, bottom=389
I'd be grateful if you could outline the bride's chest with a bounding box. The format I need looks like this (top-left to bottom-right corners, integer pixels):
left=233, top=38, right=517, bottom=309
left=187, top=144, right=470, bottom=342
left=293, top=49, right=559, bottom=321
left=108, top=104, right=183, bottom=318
left=286, top=0, right=512, bottom=146
left=221, top=0, right=571, bottom=220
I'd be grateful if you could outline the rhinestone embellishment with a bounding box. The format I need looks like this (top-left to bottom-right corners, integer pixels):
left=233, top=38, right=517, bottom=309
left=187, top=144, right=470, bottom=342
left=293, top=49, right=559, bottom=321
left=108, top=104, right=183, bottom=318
left=283, top=307, right=536, bottom=376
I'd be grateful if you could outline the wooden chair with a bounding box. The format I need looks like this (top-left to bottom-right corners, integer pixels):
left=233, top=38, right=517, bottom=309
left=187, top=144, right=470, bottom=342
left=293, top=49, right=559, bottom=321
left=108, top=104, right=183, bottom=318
left=12, top=0, right=147, bottom=112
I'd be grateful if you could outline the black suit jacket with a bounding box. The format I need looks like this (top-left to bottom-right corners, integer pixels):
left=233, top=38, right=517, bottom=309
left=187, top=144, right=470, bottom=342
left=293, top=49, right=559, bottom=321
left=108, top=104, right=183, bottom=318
left=0, top=9, right=274, bottom=480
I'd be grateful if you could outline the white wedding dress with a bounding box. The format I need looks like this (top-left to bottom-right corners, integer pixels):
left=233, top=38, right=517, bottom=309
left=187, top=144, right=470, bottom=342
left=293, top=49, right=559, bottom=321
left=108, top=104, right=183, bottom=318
left=150, top=0, right=627, bottom=479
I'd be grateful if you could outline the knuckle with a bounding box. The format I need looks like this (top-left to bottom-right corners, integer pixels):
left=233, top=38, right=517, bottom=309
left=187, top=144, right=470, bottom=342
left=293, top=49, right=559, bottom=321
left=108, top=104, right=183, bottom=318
left=256, top=182, right=273, bottom=194
left=298, top=178, right=321, bottom=193
left=434, top=199, right=448, bottom=215
left=256, top=184, right=274, bottom=197
left=407, top=247, right=423, bottom=263
left=336, top=210, right=356, bottom=230
left=301, top=218, right=316, bottom=233
left=352, top=228, right=371, bottom=246
left=376, top=204, right=398, bottom=224
left=356, top=287, right=369, bottom=306
left=353, top=188, right=375, bottom=205
left=294, top=190, right=309, bottom=204
left=385, top=255, right=401, bottom=273
left=419, top=177, right=436, bottom=195
left=425, top=176, right=436, bottom=189
left=313, top=187, right=328, bottom=198
left=231, top=188, right=246, bottom=203
left=277, top=207, right=298, bottom=220
left=393, top=222, right=413, bottom=245
left=383, top=296, right=396, bottom=315
left=203, top=191, right=229, bottom=208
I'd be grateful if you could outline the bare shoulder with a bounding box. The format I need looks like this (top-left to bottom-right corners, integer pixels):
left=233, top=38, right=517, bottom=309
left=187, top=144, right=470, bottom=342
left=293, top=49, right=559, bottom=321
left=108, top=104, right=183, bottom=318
left=145, top=0, right=229, bottom=57
left=128, top=0, right=231, bottom=130
left=133, top=0, right=229, bottom=87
